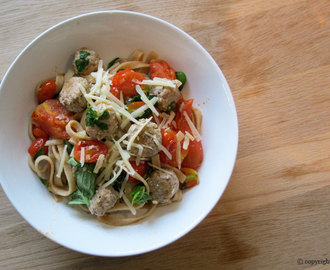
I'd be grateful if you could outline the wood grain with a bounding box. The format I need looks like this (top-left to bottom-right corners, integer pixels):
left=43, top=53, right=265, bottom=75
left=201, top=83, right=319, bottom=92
left=1, top=0, right=330, bottom=269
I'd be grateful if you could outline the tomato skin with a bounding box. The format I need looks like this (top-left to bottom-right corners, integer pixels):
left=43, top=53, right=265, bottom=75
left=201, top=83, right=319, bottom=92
left=111, top=69, right=145, bottom=98
left=32, top=126, right=48, bottom=138
left=181, top=140, right=203, bottom=170
left=128, top=161, right=147, bottom=183
left=175, top=99, right=194, bottom=133
left=110, top=86, right=121, bottom=100
left=28, top=137, right=49, bottom=157
left=37, top=80, right=56, bottom=103
left=74, top=140, right=108, bottom=163
left=150, top=60, right=176, bottom=80
left=159, top=129, right=178, bottom=167
left=32, top=99, right=74, bottom=140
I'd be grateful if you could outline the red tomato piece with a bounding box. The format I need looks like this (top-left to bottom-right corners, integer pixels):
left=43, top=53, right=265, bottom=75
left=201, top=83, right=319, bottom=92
left=32, top=126, right=48, bottom=138
left=150, top=60, right=176, bottom=80
left=112, top=69, right=145, bottom=98
left=110, top=86, right=121, bottom=100
left=74, top=140, right=108, bottom=163
left=159, top=129, right=178, bottom=167
left=128, top=160, right=147, bottom=183
left=28, top=137, right=49, bottom=157
left=37, top=80, right=57, bottom=103
left=174, top=99, right=194, bottom=133
left=181, top=140, right=203, bottom=170
left=32, top=99, right=74, bottom=140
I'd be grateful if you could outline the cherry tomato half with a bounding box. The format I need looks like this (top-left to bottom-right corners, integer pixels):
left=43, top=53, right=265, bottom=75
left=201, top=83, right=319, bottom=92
left=28, top=137, right=49, bottom=157
left=128, top=160, right=147, bottom=183
left=37, top=80, right=56, bottom=103
left=32, top=99, right=74, bottom=140
left=174, top=99, right=194, bottom=133
left=159, top=129, right=179, bottom=167
left=74, top=140, right=108, bottom=163
left=150, top=60, right=176, bottom=80
left=111, top=69, right=146, bottom=98
left=181, top=140, right=203, bottom=170
left=32, top=125, right=48, bottom=138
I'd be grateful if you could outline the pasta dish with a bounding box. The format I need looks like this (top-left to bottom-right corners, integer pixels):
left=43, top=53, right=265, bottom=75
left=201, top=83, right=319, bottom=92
left=28, top=48, right=203, bottom=226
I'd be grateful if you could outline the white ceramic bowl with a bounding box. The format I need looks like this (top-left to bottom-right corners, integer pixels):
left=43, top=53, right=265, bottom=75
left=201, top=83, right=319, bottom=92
left=0, top=11, right=238, bottom=256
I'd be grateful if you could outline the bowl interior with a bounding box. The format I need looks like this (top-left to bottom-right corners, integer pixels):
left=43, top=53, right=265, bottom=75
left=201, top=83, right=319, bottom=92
left=0, top=11, right=238, bottom=256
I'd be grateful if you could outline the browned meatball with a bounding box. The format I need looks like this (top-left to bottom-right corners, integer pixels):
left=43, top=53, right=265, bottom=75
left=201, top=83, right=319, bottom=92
left=73, top=48, right=100, bottom=76
left=88, top=185, right=119, bottom=216
left=59, top=77, right=89, bottom=113
left=148, top=85, right=180, bottom=112
left=85, top=103, right=119, bottom=140
left=148, top=169, right=179, bottom=203
left=127, top=119, right=161, bottom=158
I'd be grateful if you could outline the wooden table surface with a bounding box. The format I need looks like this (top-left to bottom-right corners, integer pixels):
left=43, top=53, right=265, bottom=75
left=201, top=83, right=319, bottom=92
left=1, top=0, right=330, bottom=269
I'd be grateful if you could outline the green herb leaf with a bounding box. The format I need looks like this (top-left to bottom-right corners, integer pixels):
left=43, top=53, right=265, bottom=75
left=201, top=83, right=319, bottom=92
left=180, top=182, right=187, bottom=190
left=85, top=105, right=109, bottom=130
left=175, top=71, right=187, bottom=91
left=75, top=51, right=91, bottom=72
left=95, top=120, right=109, bottom=130
left=34, top=147, right=45, bottom=160
left=128, top=185, right=151, bottom=205
left=166, top=101, right=177, bottom=113
left=98, top=109, right=110, bottom=120
left=79, top=51, right=90, bottom=59
left=107, top=57, right=119, bottom=69
left=39, top=176, right=49, bottom=188
left=64, top=140, right=74, bottom=154
left=67, top=157, right=80, bottom=167
left=75, top=58, right=90, bottom=72
left=67, top=159, right=97, bottom=206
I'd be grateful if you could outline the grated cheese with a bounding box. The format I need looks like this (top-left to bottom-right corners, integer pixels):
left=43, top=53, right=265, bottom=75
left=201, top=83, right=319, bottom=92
left=80, top=147, right=85, bottom=167
left=93, top=154, right=105, bottom=174
left=135, top=85, right=159, bottom=116
left=45, top=139, right=64, bottom=146
left=183, top=111, right=202, bottom=141
left=126, top=117, right=152, bottom=151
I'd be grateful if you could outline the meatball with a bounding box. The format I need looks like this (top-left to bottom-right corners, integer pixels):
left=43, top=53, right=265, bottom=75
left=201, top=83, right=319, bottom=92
left=148, top=84, right=180, bottom=112
left=59, top=77, right=89, bottom=113
left=73, top=48, right=100, bottom=76
left=127, top=119, right=161, bottom=158
left=148, top=169, right=179, bottom=203
left=88, top=185, right=119, bottom=216
left=85, top=103, right=119, bottom=140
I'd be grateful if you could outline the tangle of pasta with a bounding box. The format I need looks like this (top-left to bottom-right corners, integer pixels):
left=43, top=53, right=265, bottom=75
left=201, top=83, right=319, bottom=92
left=28, top=48, right=203, bottom=226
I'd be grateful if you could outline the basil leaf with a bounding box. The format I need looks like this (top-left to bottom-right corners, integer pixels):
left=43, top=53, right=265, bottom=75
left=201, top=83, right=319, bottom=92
left=95, top=120, right=109, bottom=130
left=34, top=147, right=45, bottom=160
left=65, top=140, right=73, bottom=154
left=75, top=58, right=90, bottom=72
left=98, top=109, right=110, bottom=120
left=79, top=51, right=90, bottom=59
left=107, top=57, right=119, bottom=69
left=166, top=101, right=176, bottom=113
left=39, top=176, right=49, bottom=188
left=75, top=51, right=91, bottom=72
left=175, top=71, right=187, bottom=91
left=136, top=108, right=152, bottom=120
left=67, top=159, right=97, bottom=206
left=128, top=185, right=151, bottom=205
left=85, top=105, right=109, bottom=130
left=67, top=157, right=80, bottom=167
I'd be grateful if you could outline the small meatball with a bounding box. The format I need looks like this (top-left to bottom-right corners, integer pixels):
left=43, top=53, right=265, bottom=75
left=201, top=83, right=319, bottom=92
left=88, top=186, right=119, bottom=216
left=148, top=169, right=179, bottom=203
left=127, top=119, right=161, bottom=158
left=85, top=103, right=119, bottom=140
left=148, top=84, right=180, bottom=112
left=59, top=77, right=89, bottom=113
left=73, top=48, right=100, bottom=76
